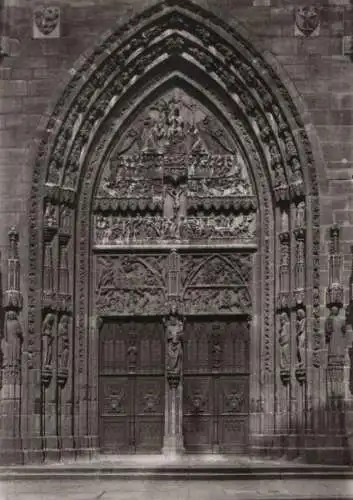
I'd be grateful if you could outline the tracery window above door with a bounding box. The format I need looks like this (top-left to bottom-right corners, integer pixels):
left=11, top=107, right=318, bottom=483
left=93, top=88, right=257, bottom=249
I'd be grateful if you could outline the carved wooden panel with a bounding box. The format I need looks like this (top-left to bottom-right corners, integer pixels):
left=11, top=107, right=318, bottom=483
left=183, top=376, right=214, bottom=453
left=183, top=318, right=249, bottom=453
left=99, top=319, right=164, bottom=453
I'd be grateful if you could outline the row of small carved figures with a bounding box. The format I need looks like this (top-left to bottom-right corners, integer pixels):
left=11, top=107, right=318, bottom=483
left=95, top=214, right=256, bottom=242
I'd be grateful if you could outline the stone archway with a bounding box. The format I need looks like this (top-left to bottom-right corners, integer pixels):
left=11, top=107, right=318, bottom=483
left=25, top=0, right=322, bottom=462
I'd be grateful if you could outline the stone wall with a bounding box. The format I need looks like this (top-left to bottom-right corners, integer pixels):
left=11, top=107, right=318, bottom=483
left=0, top=0, right=353, bottom=463
left=1, top=0, right=352, bottom=294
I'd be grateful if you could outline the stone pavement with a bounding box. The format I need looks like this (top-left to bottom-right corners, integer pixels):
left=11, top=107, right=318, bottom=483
left=1, top=456, right=353, bottom=499
left=1, top=478, right=353, bottom=500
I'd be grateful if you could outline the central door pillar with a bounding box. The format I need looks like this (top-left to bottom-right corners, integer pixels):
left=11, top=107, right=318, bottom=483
left=162, top=309, right=185, bottom=456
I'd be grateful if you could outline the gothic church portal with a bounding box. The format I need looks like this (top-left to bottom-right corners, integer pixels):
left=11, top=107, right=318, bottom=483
left=0, top=0, right=352, bottom=465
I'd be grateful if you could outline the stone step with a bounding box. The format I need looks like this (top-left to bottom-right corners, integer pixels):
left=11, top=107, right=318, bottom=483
left=1, top=463, right=352, bottom=480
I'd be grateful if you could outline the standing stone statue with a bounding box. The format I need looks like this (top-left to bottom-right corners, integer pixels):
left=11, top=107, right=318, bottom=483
left=42, top=313, right=55, bottom=373
left=296, top=308, right=306, bottom=368
left=57, top=315, right=69, bottom=385
left=325, top=305, right=347, bottom=399
left=325, top=305, right=346, bottom=359
left=279, top=312, right=290, bottom=370
left=1, top=310, right=23, bottom=378
left=164, top=314, right=184, bottom=386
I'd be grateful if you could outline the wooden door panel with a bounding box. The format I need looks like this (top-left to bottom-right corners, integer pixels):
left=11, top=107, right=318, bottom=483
left=100, top=418, right=131, bottom=453
left=99, top=319, right=164, bottom=454
left=183, top=416, right=214, bottom=453
left=218, top=417, right=248, bottom=453
left=217, top=376, right=249, bottom=415
left=135, top=376, right=164, bottom=415
left=100, top=377, right=131, bottom=417
left=135, top=417, right=164, bottom=453
left=183, top=376, right=213, bottom=416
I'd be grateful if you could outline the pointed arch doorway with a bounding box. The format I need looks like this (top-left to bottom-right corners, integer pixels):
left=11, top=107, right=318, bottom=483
left=95, top=87, right=255, bottom=454
left=26, top=0, right=322, bottom=462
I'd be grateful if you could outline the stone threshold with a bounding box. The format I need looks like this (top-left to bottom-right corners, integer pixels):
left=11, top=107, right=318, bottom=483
left=1, top=455, right=353, bottom=480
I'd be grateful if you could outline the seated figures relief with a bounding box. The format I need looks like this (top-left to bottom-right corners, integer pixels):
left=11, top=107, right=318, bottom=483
left=93, top=89, right=256, bottom=248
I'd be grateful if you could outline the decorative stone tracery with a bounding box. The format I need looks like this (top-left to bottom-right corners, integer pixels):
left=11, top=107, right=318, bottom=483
left=25, top=0, right=322, bottom=462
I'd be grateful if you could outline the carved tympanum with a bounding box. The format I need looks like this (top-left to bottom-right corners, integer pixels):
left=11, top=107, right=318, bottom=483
left=93, top=89, right=256, bottom=248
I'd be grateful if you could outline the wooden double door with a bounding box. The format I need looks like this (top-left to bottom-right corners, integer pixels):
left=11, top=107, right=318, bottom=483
left=99, top=316, right=249, bottom=454
left=183, top=317, right=250, bottom=454
left=99, top=318, right=165, bottom=453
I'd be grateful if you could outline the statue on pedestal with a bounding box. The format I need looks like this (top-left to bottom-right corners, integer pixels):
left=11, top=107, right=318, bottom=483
left=279, top=312, right=290, bottom=370
left=164, top=312, right=184, bottom=387
left=1, top=310, right=23, bottom=380
left=41, top=313, right=55, bottom=385
left=57, top=315, right=69, bottom=386
left=296, top=308, right=306, bottom=368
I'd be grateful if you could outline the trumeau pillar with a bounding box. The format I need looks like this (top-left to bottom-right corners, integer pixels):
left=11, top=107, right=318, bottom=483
left=163, top=250, right=184, bottom=456
left=0, top=227, right=24, bottom=464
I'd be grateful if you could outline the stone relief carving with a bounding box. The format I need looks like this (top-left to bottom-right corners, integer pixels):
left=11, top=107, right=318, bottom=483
left=95, top=255, right=167, bottom=314
left=183, top=286, right=251, bottom=315
left=93, top=90, right=257, bottom=248
left=94, top=213, right=256, bottom=245
left=180, top=253, right=252, bottom=289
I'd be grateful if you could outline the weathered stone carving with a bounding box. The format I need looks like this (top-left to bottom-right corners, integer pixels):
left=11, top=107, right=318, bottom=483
left=164, top=313, right=184, bottom=387
left=41, top=313, right=56, bottom=386
left=1, top=311, right=23, bottom=381
left=2, top=227, right=24, bottom=386
left=325, top=305, right=346, bottom=398
left=295, top=6, right=320, bottom=38
left=183, top=286, right=251, bottom=315
left=33, top=6, right=60, bottom=38
left=3, top=227, right=23, bottom=311
left=326, top=225, right=343, bottom=307
left=279, top=311, right=290, bottom=385
left=278, top=231, right=290, bottom=310
left=293, top=225, right=305, bottom=306
left=95, top=255, right=167, bottom=314
left=325, top=306, right=346, bottom=359
left=57, top=315, right=69, bottom=387
left=295, top=307, right=306, bottom=383
left=94, top=213, right=256, bottom=246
